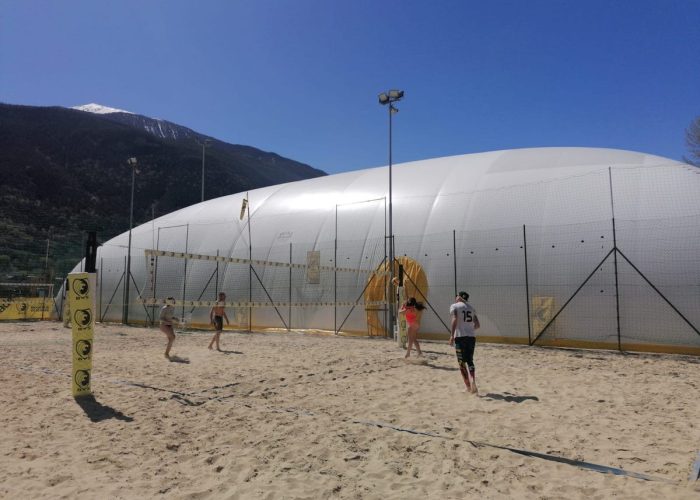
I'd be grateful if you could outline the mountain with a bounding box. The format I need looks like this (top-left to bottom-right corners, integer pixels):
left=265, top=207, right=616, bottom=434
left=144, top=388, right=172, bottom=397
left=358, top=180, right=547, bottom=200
left=0, top=102, right=326, bottom=282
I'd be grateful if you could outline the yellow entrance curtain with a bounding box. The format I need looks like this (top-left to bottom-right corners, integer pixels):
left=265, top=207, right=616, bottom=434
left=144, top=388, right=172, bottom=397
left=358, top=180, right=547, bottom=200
left=364, top=256, right=428, bottom=336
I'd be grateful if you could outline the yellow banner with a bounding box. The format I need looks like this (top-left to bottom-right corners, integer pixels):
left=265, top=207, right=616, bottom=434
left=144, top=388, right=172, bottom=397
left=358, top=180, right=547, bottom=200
left=0, top=297, right=55, bottom=320
left=68, top=273, right=94, bottom=397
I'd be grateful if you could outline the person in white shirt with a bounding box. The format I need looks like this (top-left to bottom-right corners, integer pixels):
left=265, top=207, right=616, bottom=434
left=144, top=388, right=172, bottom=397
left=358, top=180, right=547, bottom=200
left=449, top=291, right=480, bottom=394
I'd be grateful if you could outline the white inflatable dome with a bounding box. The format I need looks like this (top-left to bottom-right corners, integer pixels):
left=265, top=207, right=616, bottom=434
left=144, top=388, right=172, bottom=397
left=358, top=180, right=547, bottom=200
left=71, top=147, right=700, bottom=355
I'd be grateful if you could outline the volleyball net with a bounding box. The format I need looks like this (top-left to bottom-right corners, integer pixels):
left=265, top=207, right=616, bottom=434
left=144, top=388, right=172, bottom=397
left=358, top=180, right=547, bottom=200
left=135, top=237, right=391, bottom=334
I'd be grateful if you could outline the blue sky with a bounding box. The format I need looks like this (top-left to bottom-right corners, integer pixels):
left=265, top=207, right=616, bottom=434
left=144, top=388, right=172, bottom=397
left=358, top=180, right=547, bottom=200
left=1, top=0, right=698, bottom=174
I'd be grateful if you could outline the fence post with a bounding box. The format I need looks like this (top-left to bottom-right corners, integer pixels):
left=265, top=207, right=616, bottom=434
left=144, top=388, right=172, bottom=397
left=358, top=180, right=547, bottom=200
left=153, top=228, right=161, bottom=327
left=384, top=198, right=388, bottom=337
left=453, top=229, right=457, bottom=298
left=334, top=238, right=338, bottom=335
left=122, top=256, right=127, bottom=323
left=182, top=224, right=189, bottom=322
left=609, top=167, right=622, bottom=351
left=523, top=225, right=532, bottom=344
left=215, top=249, right=219, bottom=297
left=152, top=254, right=159, bottom=327
left=99, top=257, right=103, bottom=323
left=61, top=277, right=67, bottom=321
left=289, top=242, right=292, bottom=331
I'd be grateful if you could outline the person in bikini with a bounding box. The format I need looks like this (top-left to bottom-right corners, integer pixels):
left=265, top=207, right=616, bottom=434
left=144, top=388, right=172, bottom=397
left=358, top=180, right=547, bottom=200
left=400, top=297, right=425, bottom=358
left=208, top=292, right=230, bottom=351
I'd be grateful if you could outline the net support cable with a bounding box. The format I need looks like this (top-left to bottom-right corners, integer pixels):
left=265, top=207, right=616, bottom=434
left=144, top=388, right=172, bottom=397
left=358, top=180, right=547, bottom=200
left=531, top=247, right=615, bottom=345
left=531, top=245, right=700, bottom=346
left=616, top=248, right=700, bottom=338
left=335, top=256, right=387, bottom=335
left=100, top=270, right=125, bottom=322
left=250, top=264, right=289, bottom=331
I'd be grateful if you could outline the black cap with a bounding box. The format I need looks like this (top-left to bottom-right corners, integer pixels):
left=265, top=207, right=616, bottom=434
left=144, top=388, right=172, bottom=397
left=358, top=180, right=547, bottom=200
left=458, top=291, right=469, bottom=301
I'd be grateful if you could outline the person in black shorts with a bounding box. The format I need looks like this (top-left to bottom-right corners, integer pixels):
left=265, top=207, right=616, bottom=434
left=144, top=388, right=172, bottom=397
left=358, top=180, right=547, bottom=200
left=449, top=291, right=480, bottom=394
left=208, top=292, right=230, bottom=351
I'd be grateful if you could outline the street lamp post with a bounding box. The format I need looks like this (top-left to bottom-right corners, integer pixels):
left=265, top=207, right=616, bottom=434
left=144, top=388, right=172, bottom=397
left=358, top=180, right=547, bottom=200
left=199, top=139, right=211, bottom=202
left=123, top=157, right=138, bottom=324
left=378, top=89, right=404, bottom=339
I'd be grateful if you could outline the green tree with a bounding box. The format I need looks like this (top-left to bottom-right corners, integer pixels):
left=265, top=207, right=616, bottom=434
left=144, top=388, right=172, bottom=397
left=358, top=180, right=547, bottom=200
left=685, top=116, right=700, bottom=167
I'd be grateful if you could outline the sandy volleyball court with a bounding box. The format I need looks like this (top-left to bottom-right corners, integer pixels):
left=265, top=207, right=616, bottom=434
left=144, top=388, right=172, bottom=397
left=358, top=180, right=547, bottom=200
left=0, top=321, right=698, bottom=499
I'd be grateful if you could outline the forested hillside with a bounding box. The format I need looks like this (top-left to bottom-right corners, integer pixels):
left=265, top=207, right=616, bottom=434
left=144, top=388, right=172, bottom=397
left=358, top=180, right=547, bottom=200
left=0, top=103, right=325, bottom=284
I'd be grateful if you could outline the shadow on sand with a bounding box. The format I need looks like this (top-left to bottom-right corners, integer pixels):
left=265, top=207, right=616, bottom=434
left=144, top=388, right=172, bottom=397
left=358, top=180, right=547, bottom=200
left=168, top=355, right=190, bottom=364
left=481, top=392, right=539, bottom=403
left=423, top=362, right=457, bottom=372
left=75, top=395, right=134, bottom=423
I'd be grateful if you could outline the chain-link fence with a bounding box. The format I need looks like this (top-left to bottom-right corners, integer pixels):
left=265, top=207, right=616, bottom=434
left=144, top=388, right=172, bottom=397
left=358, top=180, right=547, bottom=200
left=6, top=159, right=700, bottom=355
left=48, top=213, right=700, bottom=355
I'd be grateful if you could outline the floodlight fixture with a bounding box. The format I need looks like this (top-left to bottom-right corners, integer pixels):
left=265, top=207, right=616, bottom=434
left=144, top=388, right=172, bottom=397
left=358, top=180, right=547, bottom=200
left=378, top=90, right=404, bottom=106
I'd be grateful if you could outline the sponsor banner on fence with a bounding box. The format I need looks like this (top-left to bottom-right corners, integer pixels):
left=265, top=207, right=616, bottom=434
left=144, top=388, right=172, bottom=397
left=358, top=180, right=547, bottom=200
left=531, top=296, right=556, bottom=337
left=68, top=273, right=94, bottom=397
left=0, top=297, right=55, bottom=320
left=306, top=251, right=320, bottom=284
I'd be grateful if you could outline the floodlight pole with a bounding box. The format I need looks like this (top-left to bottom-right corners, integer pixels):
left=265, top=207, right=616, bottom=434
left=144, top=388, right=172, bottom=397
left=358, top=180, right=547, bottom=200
left=378, top=89, right=404, bottom=339
left=388, top=103, right=395, bottom=338
left=123, top=157, right=137, bottom=325
left=247, top=192, right=252, bottom=332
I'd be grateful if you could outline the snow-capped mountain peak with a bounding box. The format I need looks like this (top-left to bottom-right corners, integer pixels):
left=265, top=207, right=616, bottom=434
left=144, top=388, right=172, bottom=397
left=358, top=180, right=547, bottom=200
left=73, top=103, right=133, bottom=115
left=71, top=103, right=197, bottom=141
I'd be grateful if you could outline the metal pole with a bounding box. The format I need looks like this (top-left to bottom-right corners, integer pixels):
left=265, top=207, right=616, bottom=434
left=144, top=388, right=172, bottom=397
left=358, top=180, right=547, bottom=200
left=201, top=142, right=206, bottom=202
left=289, top=242, right=292, bottom=331
left=334, top=205, right=338, bottom=334
left=247, top=192, right=252, bottom=332
left=384, top=197, right=388, bottom=336
left=99, top=257, right=103, bottom=323
left=453, top=229, right=457, bottom=297
left=523, top=225, right=532, bottom=344
left=182, top=224, right=189, bottom=322
left=153, top=227, right=161, bottom=327
left=215, top=249, right=219, bottom=296
left=388, top=103, right=395, bottom=340
left=80, top=231, right=86, bottom=272
left=122, top=256, right=126, bottom=319
left=609, top=167, right=622, bottom=351
left=44, top=232, right=51, bottom=282
left=150, top=203, right=156, bottom=325
left=124, top=164, right=135, bottom=324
